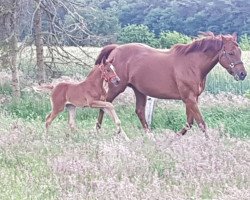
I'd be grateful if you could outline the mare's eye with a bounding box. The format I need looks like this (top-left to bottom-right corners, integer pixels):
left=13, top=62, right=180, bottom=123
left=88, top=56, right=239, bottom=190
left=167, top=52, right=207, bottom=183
left=228, top=51, right=234, bottom=55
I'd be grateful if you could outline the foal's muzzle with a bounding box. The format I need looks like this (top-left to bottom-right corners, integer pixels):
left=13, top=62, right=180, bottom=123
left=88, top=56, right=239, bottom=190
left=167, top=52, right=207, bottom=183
left=111, top=77, right=120, bottom=86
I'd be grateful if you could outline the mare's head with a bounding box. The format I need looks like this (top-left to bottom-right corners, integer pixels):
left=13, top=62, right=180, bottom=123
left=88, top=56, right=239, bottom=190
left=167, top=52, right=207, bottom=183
left=218, top=33, right=247, bottom=81
left=99, top=56, right=120, bottom=86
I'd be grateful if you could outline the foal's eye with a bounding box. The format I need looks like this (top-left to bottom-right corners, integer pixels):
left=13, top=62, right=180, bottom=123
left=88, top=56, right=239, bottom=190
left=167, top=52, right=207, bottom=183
left=228, top=51, right=234, bottom=55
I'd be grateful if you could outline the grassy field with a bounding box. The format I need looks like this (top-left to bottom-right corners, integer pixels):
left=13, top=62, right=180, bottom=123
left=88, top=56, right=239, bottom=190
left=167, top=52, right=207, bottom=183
left=0, top=46, right=249, bottom=199
left=0, top=109, right=249, bottom=199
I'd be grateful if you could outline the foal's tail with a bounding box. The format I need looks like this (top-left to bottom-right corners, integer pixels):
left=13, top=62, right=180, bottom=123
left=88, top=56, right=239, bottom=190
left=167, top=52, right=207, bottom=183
left=32, top=84, right=54, bottom=94
left=95, top=44, right=119, bottom=65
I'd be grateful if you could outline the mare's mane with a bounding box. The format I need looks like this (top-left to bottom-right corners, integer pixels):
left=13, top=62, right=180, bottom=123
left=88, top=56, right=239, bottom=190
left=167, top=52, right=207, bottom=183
left=171, top=32, right=224, bottom=55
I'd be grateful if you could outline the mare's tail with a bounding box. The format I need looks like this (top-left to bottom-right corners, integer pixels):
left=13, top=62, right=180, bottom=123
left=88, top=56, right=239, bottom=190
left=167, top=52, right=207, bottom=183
left=95, top=44, right=119, bottom=65
left=33, top=84, right=54, bottom=94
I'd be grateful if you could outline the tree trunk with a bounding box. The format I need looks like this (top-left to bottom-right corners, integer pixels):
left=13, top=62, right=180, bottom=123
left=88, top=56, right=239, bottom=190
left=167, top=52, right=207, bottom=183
left=10, top=32, right=20, bottom=98
left=10, top=0, right=20, bottom=98
left=34, top=3, right=45, bottom=83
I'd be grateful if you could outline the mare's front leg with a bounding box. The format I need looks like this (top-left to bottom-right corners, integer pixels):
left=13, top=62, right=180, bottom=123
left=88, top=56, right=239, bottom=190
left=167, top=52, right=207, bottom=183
left=90, top=100, right=129, bottom=141
left=178, top=104, right=194, bottom=135
left=183, top=95, right=208, bottom=138
left=132, top=87, right=149, bottom=130
left=132, top=87, right=155, bottom=141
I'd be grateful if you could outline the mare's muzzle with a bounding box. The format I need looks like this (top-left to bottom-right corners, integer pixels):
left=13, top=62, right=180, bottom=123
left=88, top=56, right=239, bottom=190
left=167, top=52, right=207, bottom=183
left=238, top=71, right=247, bottom=80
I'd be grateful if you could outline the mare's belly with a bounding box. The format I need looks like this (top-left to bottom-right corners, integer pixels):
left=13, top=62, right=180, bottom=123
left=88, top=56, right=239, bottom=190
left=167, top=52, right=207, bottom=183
left=130, top=74, right=181, bottom=100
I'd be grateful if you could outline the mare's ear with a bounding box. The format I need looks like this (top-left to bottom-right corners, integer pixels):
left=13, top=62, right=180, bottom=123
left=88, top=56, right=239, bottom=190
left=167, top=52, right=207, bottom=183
left=221, top=35, right=227, bottom=44
left=232, top=32, right=237, bottom=42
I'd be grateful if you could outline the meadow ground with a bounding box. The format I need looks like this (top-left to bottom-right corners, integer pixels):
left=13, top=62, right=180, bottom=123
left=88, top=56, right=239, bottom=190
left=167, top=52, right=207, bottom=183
left=0, top=47, right=249, bottom=199
left=0, top=89, right=249, bottom=200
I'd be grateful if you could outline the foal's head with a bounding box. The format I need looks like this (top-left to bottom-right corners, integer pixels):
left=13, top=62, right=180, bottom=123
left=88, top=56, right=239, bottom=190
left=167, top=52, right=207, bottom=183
left=218, top=33, right=247, bottom=81
left=99, top=57, right=120, bottom=86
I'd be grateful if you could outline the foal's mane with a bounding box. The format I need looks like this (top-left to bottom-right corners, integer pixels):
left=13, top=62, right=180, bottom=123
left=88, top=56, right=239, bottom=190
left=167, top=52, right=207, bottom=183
left=171, top=32, right=224, bottom=55
left=86, top=65, right=99, bottom=78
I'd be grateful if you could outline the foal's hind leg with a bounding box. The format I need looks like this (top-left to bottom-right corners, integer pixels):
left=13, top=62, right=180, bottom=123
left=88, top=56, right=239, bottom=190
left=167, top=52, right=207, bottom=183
left=45, top=103, right=65, bottom=130
left=66, top=104, right=77, bottom=131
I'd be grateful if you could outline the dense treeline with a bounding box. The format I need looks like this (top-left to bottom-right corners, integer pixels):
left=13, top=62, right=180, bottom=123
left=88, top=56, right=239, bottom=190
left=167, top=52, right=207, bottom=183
left=115, top=0, right=250, bottom=36
left=13, top=0, right=250, bottom=46
left=64, top=0, right=250, bottom=44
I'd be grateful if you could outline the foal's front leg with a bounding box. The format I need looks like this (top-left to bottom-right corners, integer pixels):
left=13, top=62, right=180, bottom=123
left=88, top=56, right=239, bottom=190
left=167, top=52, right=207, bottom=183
left=90, top=100, right=129, bottom=141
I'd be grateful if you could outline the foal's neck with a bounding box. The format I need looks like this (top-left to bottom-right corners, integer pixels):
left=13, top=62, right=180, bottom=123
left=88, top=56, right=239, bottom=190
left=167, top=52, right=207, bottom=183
left=85, top=66, right=105, bottom=87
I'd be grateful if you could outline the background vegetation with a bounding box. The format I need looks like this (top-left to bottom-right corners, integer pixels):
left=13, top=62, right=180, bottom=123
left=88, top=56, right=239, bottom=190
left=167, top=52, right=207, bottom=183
left=0, top=0, right=249, bottom=199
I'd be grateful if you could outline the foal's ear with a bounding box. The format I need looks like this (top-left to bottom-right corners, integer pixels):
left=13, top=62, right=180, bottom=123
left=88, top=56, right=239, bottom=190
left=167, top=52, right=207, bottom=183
left=108, top=58, right=114, bottom=63
left=101, top=55, right=107, bottom=65
left=232, top=32, right=237, bottom=42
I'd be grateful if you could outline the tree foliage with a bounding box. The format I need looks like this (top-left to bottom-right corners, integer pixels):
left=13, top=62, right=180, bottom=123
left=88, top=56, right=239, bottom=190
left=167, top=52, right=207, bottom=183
left=117, top=24, right=159, bottom=47
left=159, top=31, right=192, bottom=48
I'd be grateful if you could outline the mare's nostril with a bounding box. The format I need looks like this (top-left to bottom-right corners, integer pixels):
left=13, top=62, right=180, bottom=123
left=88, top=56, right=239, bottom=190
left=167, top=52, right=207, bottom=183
left=240, top=72, right=246, bottom=80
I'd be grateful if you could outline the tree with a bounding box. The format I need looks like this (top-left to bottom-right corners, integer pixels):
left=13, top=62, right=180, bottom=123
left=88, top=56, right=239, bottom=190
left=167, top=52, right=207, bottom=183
left=0, top=0, right=21, bottom=98
left=34, top=0, right=45, bottom=83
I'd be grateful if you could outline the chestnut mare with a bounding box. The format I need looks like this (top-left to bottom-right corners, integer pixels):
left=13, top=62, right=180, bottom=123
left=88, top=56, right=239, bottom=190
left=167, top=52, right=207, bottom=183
left=95, top=32, right=247, bottom=138
left=45, top=58, right=129, bottom=140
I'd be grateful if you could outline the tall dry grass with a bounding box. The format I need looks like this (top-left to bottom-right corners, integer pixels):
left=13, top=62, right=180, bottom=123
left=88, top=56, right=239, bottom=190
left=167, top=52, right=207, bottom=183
left=0, top=112, right=249, bottom=199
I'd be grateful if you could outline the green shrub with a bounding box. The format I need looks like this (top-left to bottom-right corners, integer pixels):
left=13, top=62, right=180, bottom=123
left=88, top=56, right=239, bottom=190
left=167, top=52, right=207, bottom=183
left=117, top=24, right=159, bottom=47
left=159, top=31, right=192, bottom=48
left=239, top=34, right=250, bottom=50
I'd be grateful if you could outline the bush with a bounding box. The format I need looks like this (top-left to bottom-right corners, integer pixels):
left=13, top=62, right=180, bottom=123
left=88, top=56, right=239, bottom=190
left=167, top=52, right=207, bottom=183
left=159, top=31, right=192, bottom=48
left=117, top=24, right=159, bottom=47
left=239, top=34, right=250, bottom=50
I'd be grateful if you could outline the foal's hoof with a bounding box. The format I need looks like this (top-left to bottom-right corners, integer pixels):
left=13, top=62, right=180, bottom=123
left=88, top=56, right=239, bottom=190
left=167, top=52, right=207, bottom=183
left=117, top=128, right=130, bottom=141
left=204, top=132, right=210, bottom=140
left=96, top=123, right=101, bottom=133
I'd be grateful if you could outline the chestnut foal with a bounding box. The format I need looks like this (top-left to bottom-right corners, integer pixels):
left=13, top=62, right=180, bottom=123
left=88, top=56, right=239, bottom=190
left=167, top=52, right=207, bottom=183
left=45, top=58, right=129, bottom=140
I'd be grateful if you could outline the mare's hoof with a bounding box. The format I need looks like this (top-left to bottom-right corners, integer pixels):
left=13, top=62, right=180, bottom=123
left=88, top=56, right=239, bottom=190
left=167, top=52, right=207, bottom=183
left=145, top=130, right=156, bottom=142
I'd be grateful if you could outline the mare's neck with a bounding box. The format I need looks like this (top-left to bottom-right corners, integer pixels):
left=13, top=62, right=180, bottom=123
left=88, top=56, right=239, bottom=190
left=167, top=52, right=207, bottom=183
left=198, top=39, right=223, bottom=79
left=200, top=51, right=220, bottom=79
